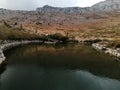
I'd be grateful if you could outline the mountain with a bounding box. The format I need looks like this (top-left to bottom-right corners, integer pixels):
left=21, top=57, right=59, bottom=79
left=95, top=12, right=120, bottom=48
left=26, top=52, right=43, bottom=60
left=0, top=0, right=120, bottom=40
left=0, top=0, right=120, bottom=18
left=36, top=0, right=120, bottom=13
left=91, top=0, right=120, bottom=12
left=36, top=5, right=90, bottom=14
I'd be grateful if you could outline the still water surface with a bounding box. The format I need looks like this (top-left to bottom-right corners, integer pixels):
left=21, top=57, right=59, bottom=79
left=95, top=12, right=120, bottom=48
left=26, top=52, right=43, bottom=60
left=0, top=44, right=120, bottom=90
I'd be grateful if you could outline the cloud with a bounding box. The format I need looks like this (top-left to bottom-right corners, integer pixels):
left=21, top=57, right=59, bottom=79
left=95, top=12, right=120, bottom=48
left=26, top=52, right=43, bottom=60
left=0, top=0, right=37, bottom=10
left=75, top=0, right=105, bottom=7
left=37, top=0, right=79, bottom=7
left=0, top=0, right=105, bottom=10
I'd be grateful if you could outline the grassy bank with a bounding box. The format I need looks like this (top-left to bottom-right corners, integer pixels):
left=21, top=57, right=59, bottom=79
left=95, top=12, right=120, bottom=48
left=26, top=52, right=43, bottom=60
left=0, top=25, right=41, bottom=40
left=0, top=24, right=70, bottom=43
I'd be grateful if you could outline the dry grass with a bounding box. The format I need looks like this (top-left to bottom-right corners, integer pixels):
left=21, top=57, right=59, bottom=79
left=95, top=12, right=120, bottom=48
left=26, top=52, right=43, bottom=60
left=0, top=25, right=40, bottom=40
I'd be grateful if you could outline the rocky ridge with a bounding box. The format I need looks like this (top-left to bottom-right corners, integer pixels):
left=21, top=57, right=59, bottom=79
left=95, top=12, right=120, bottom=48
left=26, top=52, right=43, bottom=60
left=0, top=0, right=120, bottom=18
left=37, top=0, right=120, bottom=13
left=91, top=0, right=120, bottom=12
left=36, top=5, right=89, bottom=14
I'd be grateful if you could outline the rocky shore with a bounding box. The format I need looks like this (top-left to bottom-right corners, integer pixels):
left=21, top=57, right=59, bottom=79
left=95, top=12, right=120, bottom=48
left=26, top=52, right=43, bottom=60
left=92, top=43, right=120, bottom=59
left=0, top=40, right=42, bottom=64
left=0, top=39, right=77, bottom=65
left=1, top=39, right=120, bottom=65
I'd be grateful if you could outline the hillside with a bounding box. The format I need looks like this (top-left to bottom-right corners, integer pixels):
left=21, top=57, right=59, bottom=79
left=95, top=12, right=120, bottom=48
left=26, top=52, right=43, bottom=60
left=0, top=0, right=120, bottom=41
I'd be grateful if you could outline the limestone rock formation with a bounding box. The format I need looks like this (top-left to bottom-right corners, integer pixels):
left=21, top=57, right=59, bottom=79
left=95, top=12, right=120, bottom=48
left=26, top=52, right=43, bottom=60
left=36, top=5, right=90, bottom=14
left=36, top=0, right=120, bottom=13
left=91, top=0, right=120, bottom=12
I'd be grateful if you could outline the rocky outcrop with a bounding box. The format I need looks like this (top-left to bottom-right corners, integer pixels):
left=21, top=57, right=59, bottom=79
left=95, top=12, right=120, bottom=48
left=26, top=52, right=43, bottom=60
left=36, top=5, right=90, bottom=14
left=0, top=0, right=119, bottom=15
left=91, top=0, right=120, bottom=12
left=0, top=0, right=118, bottom=19
left=0, top=0, right=119, bottom=23
left=92, top=43, right=120, bottom=59
left=36, top=0, right=120, bottom=14
left=92, top=43, right=107, bottom=51
left=0, top=49, right=5, bottom=64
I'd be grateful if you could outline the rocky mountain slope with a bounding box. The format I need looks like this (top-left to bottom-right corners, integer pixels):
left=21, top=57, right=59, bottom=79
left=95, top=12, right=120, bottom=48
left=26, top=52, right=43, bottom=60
left=0, top=0, right=120, bottom=40
left=91, top=0, right=120, bottom=12
left=36, top=5, right=89, bottom=14
left=37, top=0, right=120, bottom=13
left=0, top=0, right=120, bottom=24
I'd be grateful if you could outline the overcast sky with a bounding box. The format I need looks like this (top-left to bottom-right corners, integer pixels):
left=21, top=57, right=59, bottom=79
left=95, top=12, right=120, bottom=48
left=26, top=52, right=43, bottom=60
left=0, top=0, right=104, bottom=10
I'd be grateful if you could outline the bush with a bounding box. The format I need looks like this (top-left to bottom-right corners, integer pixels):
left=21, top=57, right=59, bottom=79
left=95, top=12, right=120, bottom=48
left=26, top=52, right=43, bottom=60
left=3, top=21, right=11, bottom=28
left=48, top=33, right=69, bottom=42
left=106, top=40, right=120, bottom=48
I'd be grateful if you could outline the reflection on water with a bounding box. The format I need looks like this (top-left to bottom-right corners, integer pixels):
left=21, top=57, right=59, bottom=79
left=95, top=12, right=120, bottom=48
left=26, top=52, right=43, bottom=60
left=0, top=44, right=120, bottom=90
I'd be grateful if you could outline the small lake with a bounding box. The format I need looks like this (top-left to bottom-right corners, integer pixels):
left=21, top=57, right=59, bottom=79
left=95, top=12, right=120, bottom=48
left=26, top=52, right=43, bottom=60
left=0, top=44, right=120, bottom=90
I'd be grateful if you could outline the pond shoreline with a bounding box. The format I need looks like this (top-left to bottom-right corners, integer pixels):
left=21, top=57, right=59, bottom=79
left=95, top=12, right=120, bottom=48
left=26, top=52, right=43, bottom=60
left=0, top=39, right=74, bottom=65
left=1, top=39, right=120, bottom=66
left=0, top=39, right=79, bottom=65
left=92, top=43, right=120, bottom=60
left=0, top=40, right=44, bottom=65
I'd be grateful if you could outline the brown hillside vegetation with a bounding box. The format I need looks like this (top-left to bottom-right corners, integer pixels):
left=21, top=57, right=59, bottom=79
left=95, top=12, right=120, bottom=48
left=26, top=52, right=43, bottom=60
left=19, top=12, right=120, bottom=41
left=0, top=4, right=120, bottom=41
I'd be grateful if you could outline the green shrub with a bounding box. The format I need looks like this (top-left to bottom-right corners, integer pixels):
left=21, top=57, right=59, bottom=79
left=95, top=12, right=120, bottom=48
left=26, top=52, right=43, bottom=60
left=3, top=21, right=11, bottom=28
left=48, top=33, right=69, bottom=42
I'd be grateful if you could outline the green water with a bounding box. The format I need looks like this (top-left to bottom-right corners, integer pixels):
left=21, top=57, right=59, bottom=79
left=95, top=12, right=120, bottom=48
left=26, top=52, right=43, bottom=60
left=0, top=44, right=120, bottom=90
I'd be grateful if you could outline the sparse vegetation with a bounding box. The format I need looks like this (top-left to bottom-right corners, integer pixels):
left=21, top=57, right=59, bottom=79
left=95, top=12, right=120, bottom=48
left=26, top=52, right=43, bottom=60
left=40, top=33, right=69, bottom=42
left=0, top=25, right=70, bottom=43
left=0, top=25, right=41, bottom=40
left=3, top=21, right=11, bottom=28
left=48, top=33, right=69, bottom=42
left=106, top=40, right=120, bottom=49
